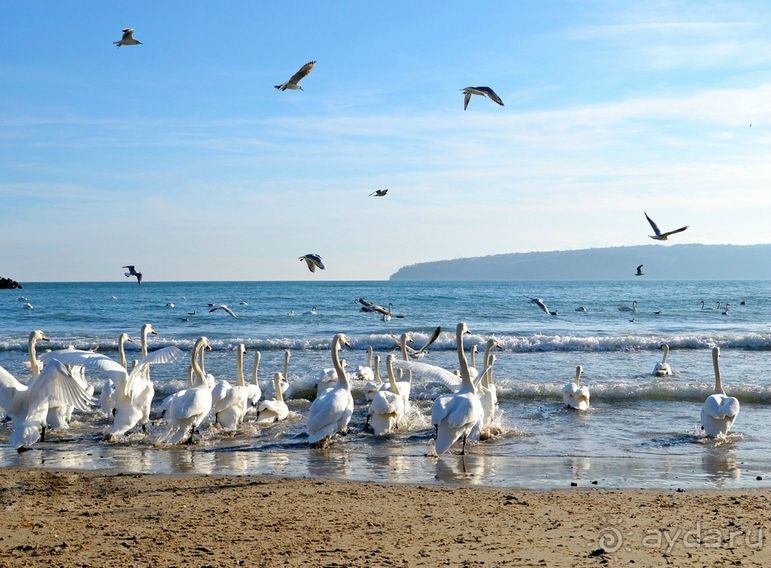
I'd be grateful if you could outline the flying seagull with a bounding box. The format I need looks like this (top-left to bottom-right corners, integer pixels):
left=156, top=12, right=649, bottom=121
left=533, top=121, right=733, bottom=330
left=275, top=60, right=316, bottom=91
left=644, top=212, right=688, bottom=241
left=209, top=304, right=238, bottom=318
left=357, top=297, right=405, bottom=320
left=529, top=297, right=558, bottom=316
left=114, top=28, right=142, bottom=47
left=369, top=189, right=388, bottom=197
left=462, top=86, right=504, bottom=110
left=299, top=254, right=325, bottom=273
left=122, top=265, right=143, bottom=284
left=635, top=264, right=645, bottom=276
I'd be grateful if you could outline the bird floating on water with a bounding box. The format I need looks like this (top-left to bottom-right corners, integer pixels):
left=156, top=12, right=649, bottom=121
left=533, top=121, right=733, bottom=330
left=462, top=86, right=504, bottom=110
left=529, top=297, right=558, bottom=316
left=209, top=304, right=238, bottom=318
left=369, top=189, right=388, bottom=197
left=122, top=265, right=142, bottom=284
left=114, top=28, right=142, bottom=47
left=299, top=254, right=325, bottom=273
left=275, top=60, right=316, bottom=91
left=635, top=264, right=645, bottom=276
left=644, top=212, right=688, bottom=241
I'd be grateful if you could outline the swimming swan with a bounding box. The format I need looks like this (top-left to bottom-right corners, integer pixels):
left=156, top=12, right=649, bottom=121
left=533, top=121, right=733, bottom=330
left=653, top=344, right=672, bottom=377
left=701, top=347, right=740, bottom=437
left=212, top=344, right=249, bottom=431
left=256, top=373, right=290, bottom=424
left=245, top=351, right=262, bottom=413
left=306, top=333, right=354, bottom=447
left=562, top=365, right=590, bottom=411
left=367, top=354, right=405, bottom=436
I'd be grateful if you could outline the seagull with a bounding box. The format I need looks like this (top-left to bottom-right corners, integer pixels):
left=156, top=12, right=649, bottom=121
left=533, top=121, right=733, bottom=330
left=357, top=298, right=405, bottom=320
left=529, top=297, right=558, bottom=316
left=122, top=265, right=142, bottom=284
left=209, top=304, right=238, bottom=318
left=635, top=264, right=645, bottom=276
left=462, top=86, right=504, bottom=110
left=275, top=60, right=316, bottom=91
left=114, top=28, right=142, bottom=47
left=299, top=254, right=325, bottom=273
left=369, top=189, right=388, bottom=197
left=644, top=212, right=689, bottom=241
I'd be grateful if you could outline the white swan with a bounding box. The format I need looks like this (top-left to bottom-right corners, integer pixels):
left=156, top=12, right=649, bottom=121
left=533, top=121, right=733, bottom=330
left=618, top=300, right=638, bottom=313
left=163, top=337, right=214, bottom=445
left=306, top=333, right=354, bottom=448
left=99, top=333, right=133, bottom=417
left=256, top=373, right=290, bottom=424
left=367, top=354, right=405, bottom=436
left=431, top=322, right=483, bottom=455
left=355, top=346, right=375, bottom=382
left=316, top=346, right=344, bottom=396
left=0, top=359, right=92, bottom=451
left=23, top=330, right=50, bottom=379
left=474, top=338, right=502, bottom=434
left=245, top=351, right=262, bottom=413
left=212, top=344, right=249, bottom=431
left=701, top=347, right=740, bottom=437
left=653, top=344, right=672, bottom=377
left=562, top=365, right=590, bottom=411
left=265, top=350, right=292, bottom=399
left=363, top=354, right=384, bottom=402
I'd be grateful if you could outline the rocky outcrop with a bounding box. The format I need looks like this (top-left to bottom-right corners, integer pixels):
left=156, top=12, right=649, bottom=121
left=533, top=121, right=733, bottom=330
left=0, top=277, right=23, bottom=289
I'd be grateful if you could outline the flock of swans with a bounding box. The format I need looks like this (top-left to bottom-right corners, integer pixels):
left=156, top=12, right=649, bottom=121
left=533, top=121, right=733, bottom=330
left=0, top=321, right=741, bottom=455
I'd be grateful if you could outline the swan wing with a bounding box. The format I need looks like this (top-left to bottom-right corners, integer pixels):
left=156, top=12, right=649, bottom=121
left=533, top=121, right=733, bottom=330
left=307, top=388, right=348, bottom=433
left=27, top=360, right=92, bottom=413
left=445, top=393, right=481, bottom=429
left=141, top=346, right=185, bottom=366
left=391, top=359, right=461, bottom=388
left=370, top=390, right=401, bottom=415
left=644, top=212, right=662, bottom=236
left=0, top=365, right=26, bottom=412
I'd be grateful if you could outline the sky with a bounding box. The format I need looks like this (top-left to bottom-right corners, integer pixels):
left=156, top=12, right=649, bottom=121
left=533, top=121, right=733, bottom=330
left=2, top=1, right=771, bottom=281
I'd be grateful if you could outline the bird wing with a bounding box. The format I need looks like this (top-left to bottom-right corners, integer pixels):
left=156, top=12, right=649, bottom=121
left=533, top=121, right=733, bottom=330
left=310, top=254, right=325, bottom=270
left=644, top=212, right=662, bottom=236
left=288, top=60, right=316, bottom=85
left=301, top=256, right=317, bottom=272
left=209, top=305, right=238, bottom=318
left=479, top=86, right=504, bottom=106
left=463, top=91, right=471, bottom=110
left=529, top=297, right=549, bottom=314
left=413, top=326, right=442, bottom=356
left=0, top=365, right=26, bottom=411
left=136, top=272, right=143, bottom=283
left=122, top=265, right=135, bottom=272
left=27, top=360, right=92, bottom=413
left=141, top=346, right=185, bottom=366
left=390, top=359, right=461, bottom=388
left=121, top=29, right=133, bottom=41
left=368, top=191, right=377, bottom=196
left=637, top=264, right=643, bottom=272
left=661, top=225, right=689, bottom=238
left=38, top=350, right=126, bottom=381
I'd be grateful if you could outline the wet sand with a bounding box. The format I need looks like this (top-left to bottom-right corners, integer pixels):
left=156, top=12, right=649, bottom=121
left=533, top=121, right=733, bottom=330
left=1, top=469, right=769, bottom=567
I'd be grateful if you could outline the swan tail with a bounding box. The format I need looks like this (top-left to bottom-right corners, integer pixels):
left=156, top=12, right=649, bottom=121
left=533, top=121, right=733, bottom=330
left=307, top=422, right=338, bottom=446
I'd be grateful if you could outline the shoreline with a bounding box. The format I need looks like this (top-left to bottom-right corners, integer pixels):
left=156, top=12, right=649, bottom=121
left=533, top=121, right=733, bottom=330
left=1, top=468, right=769, bottom=567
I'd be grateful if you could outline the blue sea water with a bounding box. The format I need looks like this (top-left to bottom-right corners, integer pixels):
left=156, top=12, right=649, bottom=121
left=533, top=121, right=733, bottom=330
left=1, top=280, right=770, bottom=489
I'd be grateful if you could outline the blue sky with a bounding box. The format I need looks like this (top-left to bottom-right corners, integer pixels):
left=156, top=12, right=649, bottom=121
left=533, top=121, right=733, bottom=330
left=2, top=1, right=771, bottom=281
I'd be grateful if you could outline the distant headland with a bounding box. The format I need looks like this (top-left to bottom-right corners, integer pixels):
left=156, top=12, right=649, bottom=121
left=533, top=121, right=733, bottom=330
left=389, top=244, right=771, bottom=281
left=0, top=276, right=23, bottom=289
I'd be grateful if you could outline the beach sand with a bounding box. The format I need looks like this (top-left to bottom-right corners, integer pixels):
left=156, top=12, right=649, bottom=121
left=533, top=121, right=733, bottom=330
left=1, top=468, right=769, bottom=567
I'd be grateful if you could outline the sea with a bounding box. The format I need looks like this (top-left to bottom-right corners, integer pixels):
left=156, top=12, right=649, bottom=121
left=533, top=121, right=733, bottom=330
left=1, top=280, right=770, bottom=489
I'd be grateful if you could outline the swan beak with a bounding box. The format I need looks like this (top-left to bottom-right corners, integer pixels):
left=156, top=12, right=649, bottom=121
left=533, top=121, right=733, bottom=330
left=343, top=340, right=353, bottom=349
left=205, top=345, right=213, bottom=352
left=41, top=336, right=50, bottom=342
left=151, top=330, right=158, bottom=336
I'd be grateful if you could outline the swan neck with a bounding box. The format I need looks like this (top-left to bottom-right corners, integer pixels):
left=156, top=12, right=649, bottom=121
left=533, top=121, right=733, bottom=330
left=192, top=340, right=206, bottom=386
left=367, top=346, right=373, bottom=368
left=332, top=336, right=349, bottom=389
left=662, top=345, right=669, bottom=365
left=374, top=356, right=382, bottom=384
left=251, top=352, right=261, bottom=384
left=28, top=333, right=41, bottom=379
left=400, top=335, right=409, bottom=361
left=386, top=358, right=399, bottom=394
left=284, top=351, right=290, bottom=378
left=118, top=335, right=128, bottom=369
left=713, top=350, right=724, bottom=394
left=236, top=348, right=245, bottom=387
left=274, top=374, right=285, bottom=403
left=456, top=326, right=472, bottom=390
left=140, top=327, right=150, bottom=357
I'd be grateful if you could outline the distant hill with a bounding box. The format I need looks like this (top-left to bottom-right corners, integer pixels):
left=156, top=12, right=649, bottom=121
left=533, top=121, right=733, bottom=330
left=0, top=276, right=22, bottom=289
left=389, top=244, right=771, bottom=281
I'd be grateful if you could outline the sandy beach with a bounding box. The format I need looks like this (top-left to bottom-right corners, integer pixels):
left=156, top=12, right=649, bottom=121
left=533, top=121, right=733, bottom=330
left=0, top=468, right=768, bottom=567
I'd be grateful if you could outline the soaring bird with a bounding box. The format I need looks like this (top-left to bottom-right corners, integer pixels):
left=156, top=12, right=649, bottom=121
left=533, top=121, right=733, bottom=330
left=208, top=304, right=238, bottom=318
left=462, top=86, right=504, bottom=110
left=275, top=60, right=316, bottom=91
left=644, top=212, right=688, bottom=241
left=635, top=264, right=645, bottom=276
left=369, top=189, right=388, bottom=197
left=299, top=254, right=325, bottom=273
left=114, top=28, right=142, bottom=46
left=529, top=297, right=558, bottom=316
left=122, top=265, right=142, bottom=284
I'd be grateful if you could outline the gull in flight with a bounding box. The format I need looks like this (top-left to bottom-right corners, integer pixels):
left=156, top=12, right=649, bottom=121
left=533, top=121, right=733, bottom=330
left=114, top=28, right=142, bottom=47
left=275, top=60, right=316, bottom=91
left=644, top=212, right=688, bottom=241
left=299, top=254, right=325, bottom=273
left=209, top=304, right=238, bottom=318
left=369, top=189, right=388, bottom=197
left=635, top=264, right=645, bottom=276
left=529, top=297, right=558, bottom=316
left=357, top=298, right=406, bottom=321
left=122, top=265, right=143, bottom=284
left=462, top=86, right=504, bottom=110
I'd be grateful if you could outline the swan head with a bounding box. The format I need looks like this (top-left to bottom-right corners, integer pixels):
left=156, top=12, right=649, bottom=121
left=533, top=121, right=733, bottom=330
left=334, top=333, right=352, bottom=350
left=118, top=333, right=133, bottom=345
left=197, top=336, right=212, bottom=352
left=237, top=343, right=246, bottom=355
left=29, top=330, right=50, bottom=343
left=285, top=349, right=291, bottom=362
left=142, top=323, right=157, bottom=337
left=575, top=365, right=583, bottom=384
left=457, top=322, right=470, bottom=336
